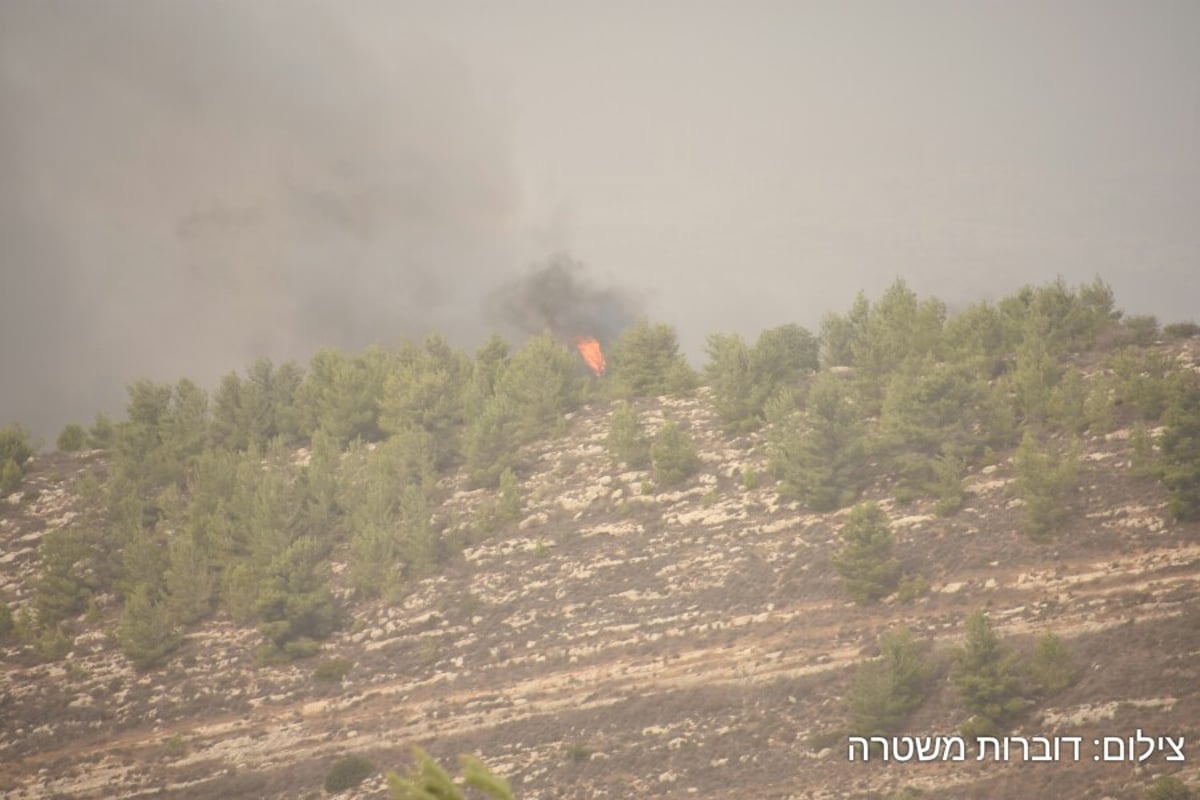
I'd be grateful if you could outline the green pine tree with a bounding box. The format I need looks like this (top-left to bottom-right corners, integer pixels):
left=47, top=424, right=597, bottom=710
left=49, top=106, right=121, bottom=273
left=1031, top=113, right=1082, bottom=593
left=831, top=502, right=901, bottom=604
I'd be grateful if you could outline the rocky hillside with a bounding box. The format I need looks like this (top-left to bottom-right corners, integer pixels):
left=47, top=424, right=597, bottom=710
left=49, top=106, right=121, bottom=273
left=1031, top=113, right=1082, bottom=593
left=3, top=347, right=1200, bottom=799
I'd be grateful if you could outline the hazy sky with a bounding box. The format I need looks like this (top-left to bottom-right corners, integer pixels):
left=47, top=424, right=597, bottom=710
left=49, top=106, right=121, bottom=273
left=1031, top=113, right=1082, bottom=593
left=1, top=1, right=1197, bottom=438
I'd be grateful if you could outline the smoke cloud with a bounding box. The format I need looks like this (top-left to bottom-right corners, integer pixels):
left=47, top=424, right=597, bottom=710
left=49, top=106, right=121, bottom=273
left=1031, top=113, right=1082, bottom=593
left=488, top=255, right=641, bottom=346
left=0, top=1, right=521, bottom=440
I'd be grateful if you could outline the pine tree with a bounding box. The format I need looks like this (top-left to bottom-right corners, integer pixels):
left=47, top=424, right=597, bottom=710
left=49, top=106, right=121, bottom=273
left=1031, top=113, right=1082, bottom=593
left=952, top=611, right=1028, bottom=736
left=1160, top=371, right=1200, bottom=520
left=831, top=503, right=901, bottom=604
left=164, top=530, right=214, bottom=625
left=117, top=584, right=182, bottom=670
left=606, top=401, right=650, bottom=469
left=379, top=334, right=471, bottom=469
left=650, top=421, right=700, bottom=487
left=608, top=319, right=697, bottom=399
left=463, top=396, right=517, bottom=489
left=848, top=627, right=934, bottom=735
left=1013, top=431, right=1080, bottom=540
left=254, top=535, right=337, bottom=661
left=769, top=372, right=868, bottom=511
left=496, top=332, right=582, bottom=441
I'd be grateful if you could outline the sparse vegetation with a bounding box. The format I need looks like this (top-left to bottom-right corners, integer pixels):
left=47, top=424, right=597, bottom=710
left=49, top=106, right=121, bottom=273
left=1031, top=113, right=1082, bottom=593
left=1030, top=632, right=1078, bottom=695
left=56, top=422, right=87, bottom=452
left=1145, top=775, right=1193, bottom=800
left=324, top=754, right=375, bottom=793
left=314, top=656, right=353, bottom=683
left=386, top=748, right=513, bottom=800
left=0, top=424, right=34, bottom=493
left=650, top=421, right=700, bottom=486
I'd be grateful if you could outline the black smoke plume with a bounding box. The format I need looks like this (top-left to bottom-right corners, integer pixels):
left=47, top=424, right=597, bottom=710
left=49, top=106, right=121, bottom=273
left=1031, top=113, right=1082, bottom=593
left=488, top=255, right=641, bottom=346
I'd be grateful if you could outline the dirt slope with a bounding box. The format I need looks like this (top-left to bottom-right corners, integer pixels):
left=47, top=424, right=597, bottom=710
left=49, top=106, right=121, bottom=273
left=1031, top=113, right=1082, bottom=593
left=2, top=388, right=1199, bottom=799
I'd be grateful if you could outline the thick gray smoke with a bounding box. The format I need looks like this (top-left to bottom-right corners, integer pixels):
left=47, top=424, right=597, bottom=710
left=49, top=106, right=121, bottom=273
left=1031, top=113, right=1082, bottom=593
left=0, top=1, right=519, bottom=440
left=488, top=255, right=641, bottom=347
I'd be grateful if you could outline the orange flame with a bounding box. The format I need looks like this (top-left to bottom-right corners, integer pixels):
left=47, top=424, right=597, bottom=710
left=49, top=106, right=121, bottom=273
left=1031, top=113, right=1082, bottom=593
left=573, top=336, right=606, bottom=376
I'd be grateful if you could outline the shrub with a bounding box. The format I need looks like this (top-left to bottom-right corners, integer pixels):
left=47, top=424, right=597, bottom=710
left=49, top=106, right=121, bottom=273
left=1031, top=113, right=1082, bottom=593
left=741, top=465, right=760, bottom=490
left=324, top=754, right=375, bottom=793
left=1030, top=632, right=1078, bottom=695
left=1163, top=321, right=1200, bottom=339
left=896, top=573, right=929, bottom=603
left=57, top=423, right=87, bottom=452
left=831, top=503, right=901, bottom=604
left=650, top=421, right=700, bottom=486
left=87, top=413, right=116, bottom=449
left=387, top=748, right=513, bottom=800
left=1146, top=775, right=1193, bottom=800
left=0, top=424, right=33, bottom=493
left=0, top=602, right=13, bottom=639
left=607, top=401, right=650, bottom=469
left=314, top=656, right=353, bottom=683
left=1122, top=314, right=1161, bottom=345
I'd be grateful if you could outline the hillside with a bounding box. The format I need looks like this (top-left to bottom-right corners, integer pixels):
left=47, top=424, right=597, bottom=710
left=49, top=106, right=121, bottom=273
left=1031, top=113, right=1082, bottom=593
left=2, top=283, right=1200, bottom=799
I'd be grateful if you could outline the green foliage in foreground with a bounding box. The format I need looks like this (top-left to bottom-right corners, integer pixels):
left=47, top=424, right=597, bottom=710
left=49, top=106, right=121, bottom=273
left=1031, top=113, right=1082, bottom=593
left=387, top=747, right=514, bottom=800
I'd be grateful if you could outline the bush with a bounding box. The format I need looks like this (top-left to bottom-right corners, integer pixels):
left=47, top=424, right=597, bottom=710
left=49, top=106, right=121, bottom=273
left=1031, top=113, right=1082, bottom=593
left=1163, top=321, right=1200, bottom=339
left=0, top=602, right=13, bottom=639
left=1030, top=632, right=1078, bottom=695
left=386, top=748, right=513, bottom=800
left=896, top=573, right=929, bottom=603
left=1146, top=775, right=1193, bottom=800
left=831, top=503, right=901, bottom=604
left=324, top=754, right=375, bottom=793
left=87, top=413, right=116, bottom=449
left=0, top=424, right=33, bottom=494
left=314, top=656, right=353, bottom=683
left=57, top=423, right=87, bottom=452
left=1122, top=314, right=1161, bottom=345
left=607, top=401, right=650, bottom=469
left=650, top=421, right=700, bottom=486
